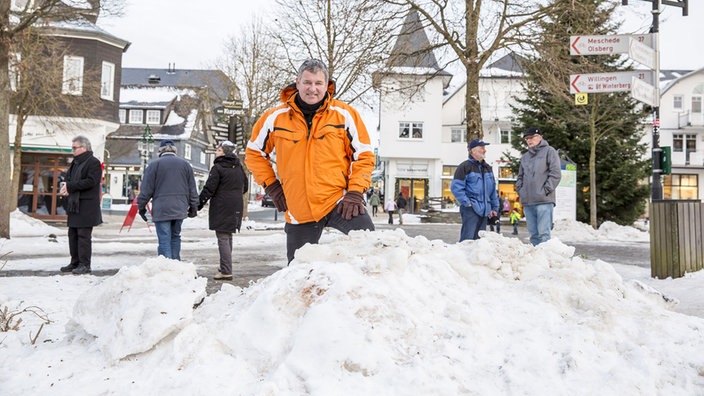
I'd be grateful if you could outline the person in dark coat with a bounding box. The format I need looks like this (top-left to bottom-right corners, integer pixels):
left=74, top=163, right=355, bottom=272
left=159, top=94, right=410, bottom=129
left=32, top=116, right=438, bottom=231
left=197, top=141, right=248, bottom=281
left=396, top=193, right=408, bottom=225
left=59, top=135, right=103, bottom=275
left=137, top=139, right=199, bottom=260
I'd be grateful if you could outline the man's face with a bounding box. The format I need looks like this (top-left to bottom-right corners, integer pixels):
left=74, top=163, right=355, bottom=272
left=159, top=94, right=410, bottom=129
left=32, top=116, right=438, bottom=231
left=296, top=70, right=327, bottom=105
left=524, top=134, right=542, bottom=148
left=471, top=145, right=486, bottom=161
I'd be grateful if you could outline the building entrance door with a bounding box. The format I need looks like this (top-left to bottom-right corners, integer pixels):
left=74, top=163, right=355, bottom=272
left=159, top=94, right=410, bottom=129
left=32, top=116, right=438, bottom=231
left=397, top=178, right=427, bottom=214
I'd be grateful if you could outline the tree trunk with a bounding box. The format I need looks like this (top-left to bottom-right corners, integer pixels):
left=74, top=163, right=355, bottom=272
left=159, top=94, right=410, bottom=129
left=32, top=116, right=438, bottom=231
left=464, top=61, right=483, bottom=141
left=0, top=6, right=12, bottom=238
left=10, top=116, right=26, bottom=212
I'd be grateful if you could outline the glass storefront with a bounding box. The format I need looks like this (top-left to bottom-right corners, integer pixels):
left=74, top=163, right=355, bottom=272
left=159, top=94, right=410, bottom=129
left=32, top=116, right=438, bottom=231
left=17, top=153, right=72, bottom=221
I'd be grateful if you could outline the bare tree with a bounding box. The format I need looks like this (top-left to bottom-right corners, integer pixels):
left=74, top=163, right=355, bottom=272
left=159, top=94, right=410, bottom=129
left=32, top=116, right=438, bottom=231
left=271, top=0, right=404, bottom=108
left=382, top=0, right=560, bottom=141
left=218, top=18, right=289, bottom=144
left=9, top=30, right=103, bottom=212
left=0, top=0, right=124, bottom=238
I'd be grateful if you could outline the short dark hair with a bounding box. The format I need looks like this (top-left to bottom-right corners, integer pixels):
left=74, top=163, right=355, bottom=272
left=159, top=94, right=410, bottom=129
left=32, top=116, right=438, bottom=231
left=297, top=59, right=329, bottom=81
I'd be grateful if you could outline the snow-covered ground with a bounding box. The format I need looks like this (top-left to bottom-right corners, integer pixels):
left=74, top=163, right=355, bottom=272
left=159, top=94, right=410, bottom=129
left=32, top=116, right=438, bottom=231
left=1, top=209, right=703, bottom=395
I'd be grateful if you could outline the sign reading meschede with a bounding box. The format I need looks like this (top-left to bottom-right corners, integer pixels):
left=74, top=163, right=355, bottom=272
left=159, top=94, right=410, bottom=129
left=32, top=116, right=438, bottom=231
left=570, top=34, right=653, bottom=56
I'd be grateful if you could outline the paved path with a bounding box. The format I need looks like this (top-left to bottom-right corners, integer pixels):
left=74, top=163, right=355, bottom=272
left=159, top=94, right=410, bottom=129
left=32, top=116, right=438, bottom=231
left=2, top=213, right=651, bottom=295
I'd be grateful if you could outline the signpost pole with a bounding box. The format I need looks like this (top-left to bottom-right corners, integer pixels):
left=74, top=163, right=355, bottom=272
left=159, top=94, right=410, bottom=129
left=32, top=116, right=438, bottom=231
left=650, top=2, right=662, bottom=201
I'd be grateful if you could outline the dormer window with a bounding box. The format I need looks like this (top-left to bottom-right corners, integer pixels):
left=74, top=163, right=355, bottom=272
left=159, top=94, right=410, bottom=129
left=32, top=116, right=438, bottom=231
left=146, top=110, right=161, bottom=124
left=128, top=109, right=143, bottom=124
left=148, top=74, right=161, bottom=84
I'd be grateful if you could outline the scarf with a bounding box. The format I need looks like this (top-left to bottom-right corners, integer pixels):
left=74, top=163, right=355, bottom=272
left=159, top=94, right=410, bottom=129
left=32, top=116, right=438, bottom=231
left=66, top=153, right=89, bottom=214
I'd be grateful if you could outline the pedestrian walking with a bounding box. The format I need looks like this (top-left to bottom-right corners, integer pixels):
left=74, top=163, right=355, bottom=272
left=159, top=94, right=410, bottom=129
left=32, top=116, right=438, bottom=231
left=515, top=127, right=562, bottom=246
left=245, top=59, right=375, bottom=263
left=396, top=193, right=407, bottom=225
left=384, top=199, right=397, bottom=224
left=137, top=139, right=199, bottom=260
left=450, top=138, right=499, bottom=241
left=59, top=135, right=103, bottom=275
left=369, top=190, right=380, bottom=217
left=197, top=141, right=248, bottom=281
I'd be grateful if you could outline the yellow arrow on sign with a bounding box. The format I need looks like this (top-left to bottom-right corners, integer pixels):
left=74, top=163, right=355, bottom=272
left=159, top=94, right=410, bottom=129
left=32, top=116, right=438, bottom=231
left=575, top=93, right=588, bottom=106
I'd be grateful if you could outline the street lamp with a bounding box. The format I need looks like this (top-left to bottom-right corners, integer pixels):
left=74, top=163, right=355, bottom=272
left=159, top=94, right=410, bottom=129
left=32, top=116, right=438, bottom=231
left=137, top=125, right=154, bottom=174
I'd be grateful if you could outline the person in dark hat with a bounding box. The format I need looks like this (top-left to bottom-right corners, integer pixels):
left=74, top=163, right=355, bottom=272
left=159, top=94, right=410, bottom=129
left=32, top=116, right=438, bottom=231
left=450, top=138, right=500, bottom=241
left=515, top=127, right=562, bottom=246
left=137, top=139, right=199, bottom=260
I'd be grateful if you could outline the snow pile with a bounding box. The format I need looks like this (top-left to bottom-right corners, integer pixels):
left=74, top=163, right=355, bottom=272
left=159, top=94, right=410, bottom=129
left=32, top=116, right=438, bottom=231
left=1, top=230, right=703, bottom=395
left=553, top=218, right=649, bottom=242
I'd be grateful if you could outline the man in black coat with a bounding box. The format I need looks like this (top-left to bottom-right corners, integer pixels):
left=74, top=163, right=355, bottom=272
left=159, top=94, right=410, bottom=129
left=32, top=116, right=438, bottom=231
left=197, top=141, right=248, bottom=280
left=59, top=135, right=103, bottom=275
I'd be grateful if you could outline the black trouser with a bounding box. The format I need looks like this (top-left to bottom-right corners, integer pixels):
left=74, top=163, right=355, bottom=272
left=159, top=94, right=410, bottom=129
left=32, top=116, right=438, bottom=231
left=284, top=205, right=375, bottom=263
left=68, top=226, right=93, bottom=267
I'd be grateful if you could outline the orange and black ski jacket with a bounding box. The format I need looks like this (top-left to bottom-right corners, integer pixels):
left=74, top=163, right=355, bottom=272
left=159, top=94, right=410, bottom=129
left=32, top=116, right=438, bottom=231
left=245, top=81, right=375, bottom=224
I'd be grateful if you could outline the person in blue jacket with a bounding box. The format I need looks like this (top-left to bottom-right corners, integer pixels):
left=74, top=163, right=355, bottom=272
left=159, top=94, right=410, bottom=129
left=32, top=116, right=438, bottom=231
left=137, top=139, right=199, bottom=260
left=451, top=138, right=499, bottom=241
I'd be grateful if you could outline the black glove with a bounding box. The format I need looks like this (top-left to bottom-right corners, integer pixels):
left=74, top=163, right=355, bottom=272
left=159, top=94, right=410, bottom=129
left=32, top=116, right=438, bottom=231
left=138, top=207, right=148, bottom=222
left=337, top=191, right=365, bottom=220
left=264, top=180, right=288, bottom=212
left=188, top=206, right=198, bottom=218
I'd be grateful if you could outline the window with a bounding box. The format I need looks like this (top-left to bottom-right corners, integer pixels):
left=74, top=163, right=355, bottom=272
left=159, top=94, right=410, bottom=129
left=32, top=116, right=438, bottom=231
left=146, top=110, right=161, bottom=124
left=184, top=143, right=192, bottom=160
left=442, top=165, right=457, bottom=177
left=399, top=122, right=423, bottom=139
left=500, top=130, right=511, bottom=144
left=100, top=61, right=115, bottom=100
left=663, top=174, right=698, bottom=200
left=199, top=151, right=206, bottom=165
left=119, top=109, right=126, bottom=123
left=693, top=96, right=702, bottom=114
left=673, top=95, right=683, bottom=110
left=62, top=55, right=84, bottom=95
left=451, top=128, right=466, bottom=143
left=128, top=110, right=143, bottom=124
left=673, top=134, right=696, bottom=153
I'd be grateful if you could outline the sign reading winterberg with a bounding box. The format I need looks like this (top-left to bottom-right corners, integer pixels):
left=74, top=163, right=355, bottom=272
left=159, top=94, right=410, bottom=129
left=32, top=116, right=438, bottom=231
left=569, top=34, right=653, bottom=56
left=569, top=70, right=654, bottom=94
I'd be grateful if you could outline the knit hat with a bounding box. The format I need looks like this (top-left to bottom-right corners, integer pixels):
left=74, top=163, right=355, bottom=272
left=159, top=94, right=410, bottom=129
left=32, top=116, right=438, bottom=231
left=158, top=139, right=177, bottom=156
left=160, top=139, right=174, bottom=147
left=219, top=140, right=236, bottom=156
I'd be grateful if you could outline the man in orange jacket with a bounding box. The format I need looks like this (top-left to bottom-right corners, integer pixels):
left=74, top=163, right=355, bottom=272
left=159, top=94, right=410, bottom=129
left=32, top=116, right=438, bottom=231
left=245, top=59, right=376, bottom=263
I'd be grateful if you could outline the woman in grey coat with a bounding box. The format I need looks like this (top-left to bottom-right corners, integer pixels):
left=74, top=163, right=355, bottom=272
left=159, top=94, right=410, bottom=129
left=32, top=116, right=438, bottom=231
left=198, top=141, right=248, bottom=280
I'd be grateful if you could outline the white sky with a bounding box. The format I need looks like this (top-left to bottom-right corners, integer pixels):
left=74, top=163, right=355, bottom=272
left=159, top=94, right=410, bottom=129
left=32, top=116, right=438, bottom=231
left=1, top=207, right=704, bottom=394
left=97, top=1, right=704, bottom=71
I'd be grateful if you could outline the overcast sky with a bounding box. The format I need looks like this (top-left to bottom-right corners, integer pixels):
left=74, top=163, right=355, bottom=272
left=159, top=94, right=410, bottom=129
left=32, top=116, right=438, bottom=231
left=97, top=1, right=703, bottom=72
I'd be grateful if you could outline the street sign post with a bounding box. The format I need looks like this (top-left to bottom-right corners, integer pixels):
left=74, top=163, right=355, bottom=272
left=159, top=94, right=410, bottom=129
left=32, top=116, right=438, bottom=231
left=629, top=38, right=657, bottom=70
left=569, top=34, right=652, bottom=56
left=631, top=77, right=659, bottom=107
left=569, top=71, right=654, bottom=94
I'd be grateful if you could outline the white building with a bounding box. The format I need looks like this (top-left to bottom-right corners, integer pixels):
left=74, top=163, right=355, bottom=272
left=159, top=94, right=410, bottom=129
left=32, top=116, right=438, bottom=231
left=375, top=10, right=525, bottom=213
left=657, top=68, right=704, bottom=199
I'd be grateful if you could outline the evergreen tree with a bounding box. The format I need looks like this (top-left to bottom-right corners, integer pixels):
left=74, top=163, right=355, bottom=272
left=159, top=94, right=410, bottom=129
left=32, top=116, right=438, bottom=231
left=511, top=0, right=650, bottom=227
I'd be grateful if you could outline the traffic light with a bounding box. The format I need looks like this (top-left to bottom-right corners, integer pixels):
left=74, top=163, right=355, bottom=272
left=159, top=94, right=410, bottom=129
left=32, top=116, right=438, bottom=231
left=660, top=146, right=672, bottom=175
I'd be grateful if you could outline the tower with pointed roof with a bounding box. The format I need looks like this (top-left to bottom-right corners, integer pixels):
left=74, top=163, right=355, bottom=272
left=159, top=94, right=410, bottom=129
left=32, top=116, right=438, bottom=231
left=373, top=9, right=451, bottom=212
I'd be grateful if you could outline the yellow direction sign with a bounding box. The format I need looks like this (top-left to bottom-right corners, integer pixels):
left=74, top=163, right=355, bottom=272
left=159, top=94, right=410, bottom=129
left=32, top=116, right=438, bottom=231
left=575, top=93, right=588, bottom=106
